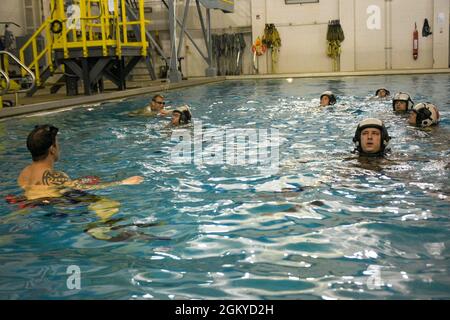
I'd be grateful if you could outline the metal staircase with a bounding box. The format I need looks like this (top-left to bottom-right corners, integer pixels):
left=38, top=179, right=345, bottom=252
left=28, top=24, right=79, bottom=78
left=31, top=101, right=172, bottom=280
left=16, top=0, right=152, bottom=97
left=10, top=0, right=235, bottom=98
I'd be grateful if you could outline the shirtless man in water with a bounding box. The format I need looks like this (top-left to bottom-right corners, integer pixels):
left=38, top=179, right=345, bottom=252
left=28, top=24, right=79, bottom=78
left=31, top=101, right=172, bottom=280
left=128, top=94, right=172, bottom=117
left=18, top=125, right=143, bottom=221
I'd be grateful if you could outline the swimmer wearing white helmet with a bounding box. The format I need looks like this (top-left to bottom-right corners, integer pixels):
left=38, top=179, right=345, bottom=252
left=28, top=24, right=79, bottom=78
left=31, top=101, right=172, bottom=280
left=171, top=105, right=192, bottom=126
left=408, top=103, right=440, bottom=128
left=320, top=91, right=337, bottom=107
left=353, top=118, right=391, bottom=157
left=392, top=92, right=414, bottom=113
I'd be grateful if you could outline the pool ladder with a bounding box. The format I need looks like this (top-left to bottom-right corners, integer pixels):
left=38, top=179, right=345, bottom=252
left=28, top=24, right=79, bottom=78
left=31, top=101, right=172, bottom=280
left=0, top=50, right=36, bottom=109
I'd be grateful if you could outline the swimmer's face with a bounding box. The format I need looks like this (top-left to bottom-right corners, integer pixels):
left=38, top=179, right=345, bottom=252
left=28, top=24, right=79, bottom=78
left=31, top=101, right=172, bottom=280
left=360, top=128, right=382, bottom=154
left=394, top=101, right=408, bottom=112
left=171, top=112, right=181, bottom=126
left=151, top=97, right=165, bottom=111
left=377, top=90, right=387, bottom=98
left=408, top=112, right=417, bottom=126
left=320, top=95, right=330, bottom=106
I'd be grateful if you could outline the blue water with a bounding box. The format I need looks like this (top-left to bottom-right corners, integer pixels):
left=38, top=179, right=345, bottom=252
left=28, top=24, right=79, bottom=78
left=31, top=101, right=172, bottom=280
left=0, top=74, right=449, bottom=299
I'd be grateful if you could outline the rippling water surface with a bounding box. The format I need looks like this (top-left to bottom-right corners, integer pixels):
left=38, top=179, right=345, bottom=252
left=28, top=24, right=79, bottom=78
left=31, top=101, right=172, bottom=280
left=0, top=75, right=449, bottom=299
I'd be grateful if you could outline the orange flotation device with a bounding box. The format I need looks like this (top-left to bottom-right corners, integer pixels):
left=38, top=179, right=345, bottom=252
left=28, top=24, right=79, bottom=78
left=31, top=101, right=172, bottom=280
left=252, top=36, right=267, bottom=56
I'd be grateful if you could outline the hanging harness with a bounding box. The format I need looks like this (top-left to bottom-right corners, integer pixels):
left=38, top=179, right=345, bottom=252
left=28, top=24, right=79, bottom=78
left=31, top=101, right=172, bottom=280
left=326, top=20, right=345, bottom=72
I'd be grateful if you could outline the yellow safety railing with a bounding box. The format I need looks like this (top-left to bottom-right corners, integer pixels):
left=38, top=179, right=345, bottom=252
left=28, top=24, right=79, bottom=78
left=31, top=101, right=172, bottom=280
left=48, top=0, right=150, bottom=56
left=18, top=0, right=151, bottom=87
left=18, top=18, right=54, bottom=86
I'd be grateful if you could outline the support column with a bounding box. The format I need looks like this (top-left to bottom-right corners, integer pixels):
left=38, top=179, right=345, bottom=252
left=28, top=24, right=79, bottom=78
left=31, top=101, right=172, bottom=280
left=81, top=59, right=91, bottom=95
left=168, top=0, right=182, bottom=83
left=118, top=57, right=126, bottom=90
left=205, top=8, right=217, bottom=77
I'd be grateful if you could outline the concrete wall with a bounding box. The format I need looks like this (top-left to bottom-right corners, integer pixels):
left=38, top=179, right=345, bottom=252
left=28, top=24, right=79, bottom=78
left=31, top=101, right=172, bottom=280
left=251, top=0, right=449, bottom=74
left=433, top=0, right=450, bottom=68
left=0, top=0, right=27, bottom=38
left=251, top=0, right=339, bottom=74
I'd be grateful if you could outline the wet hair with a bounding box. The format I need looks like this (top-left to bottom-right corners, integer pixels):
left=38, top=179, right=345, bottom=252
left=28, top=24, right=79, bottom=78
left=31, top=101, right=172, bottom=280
left=173, top=110, right=192, bottom=125
left=375, top=88, right=390, bottom=96
left=152, top=94, right=164, bottom=102
left=26, top=125, right=59, bottom=161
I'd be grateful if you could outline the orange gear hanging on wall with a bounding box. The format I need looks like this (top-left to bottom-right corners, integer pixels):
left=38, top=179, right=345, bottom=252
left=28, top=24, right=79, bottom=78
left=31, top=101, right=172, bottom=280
left=252, top=36, right=267, bottom=56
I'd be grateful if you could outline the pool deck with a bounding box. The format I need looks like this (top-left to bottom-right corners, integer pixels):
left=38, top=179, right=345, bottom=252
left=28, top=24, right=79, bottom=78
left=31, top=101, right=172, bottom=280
left=1, top=68, right=449, bottom=119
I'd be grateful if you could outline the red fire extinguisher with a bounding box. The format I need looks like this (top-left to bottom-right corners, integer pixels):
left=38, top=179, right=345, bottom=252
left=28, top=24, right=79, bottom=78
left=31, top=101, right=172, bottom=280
left=413, top=23, right=419, bottom=60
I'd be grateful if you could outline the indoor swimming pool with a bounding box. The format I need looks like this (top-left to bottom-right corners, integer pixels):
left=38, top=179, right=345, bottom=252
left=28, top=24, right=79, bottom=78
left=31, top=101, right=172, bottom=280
left=0, top=74, right=449, bottom=299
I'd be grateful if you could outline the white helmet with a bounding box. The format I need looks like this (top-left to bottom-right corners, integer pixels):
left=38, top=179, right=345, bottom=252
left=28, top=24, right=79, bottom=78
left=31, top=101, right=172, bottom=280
left=353, top=118, right=391, bottom=156
left=320, top=91, right=337, bottom=105
left=411, top=103, right=440, bottom=127
left=173, top=105, right=192, bottom=125
left=392, top=92, right=414, bottom=111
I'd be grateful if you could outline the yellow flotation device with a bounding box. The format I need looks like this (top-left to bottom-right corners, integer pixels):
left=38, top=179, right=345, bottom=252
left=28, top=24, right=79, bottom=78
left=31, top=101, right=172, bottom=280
left=262, top=24, right=281, bottom=73
left=326, top=20, right=345, bottom=72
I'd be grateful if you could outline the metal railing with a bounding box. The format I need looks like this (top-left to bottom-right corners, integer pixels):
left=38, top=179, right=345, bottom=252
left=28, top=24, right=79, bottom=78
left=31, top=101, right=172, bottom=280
left=0, top=51, right=36, bottom=107
left=0, top=68, right=11, bottom=96
left=18, top=18, right=54, bottom=86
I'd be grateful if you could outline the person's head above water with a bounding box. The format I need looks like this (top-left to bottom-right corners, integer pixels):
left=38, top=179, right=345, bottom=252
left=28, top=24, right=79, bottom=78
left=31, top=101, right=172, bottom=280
left=392, top=92, right=414, bottom=113
left=26, top=125, right=60, bottom=162
left=408, top=103, right=440, bottom=128
left=171, top=105, right=192, bottom=126
left=375, top=88, right=390, bottom=98
left=150, top=94, right=165, bottom=112
left=320, top=91, right=337, bottom=106
left=353, top=118, right=391, bottom=157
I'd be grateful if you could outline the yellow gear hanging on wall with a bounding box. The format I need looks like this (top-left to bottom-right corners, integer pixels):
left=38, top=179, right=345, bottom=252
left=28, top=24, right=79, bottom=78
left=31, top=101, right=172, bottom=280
left=326, top=20, right=345, bottom=72
left=262, top=24, right=281, bottom=73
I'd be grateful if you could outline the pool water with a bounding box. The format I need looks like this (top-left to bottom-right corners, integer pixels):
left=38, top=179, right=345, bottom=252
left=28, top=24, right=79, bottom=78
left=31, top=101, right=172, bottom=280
left=0, top=74, right=449, bottom=299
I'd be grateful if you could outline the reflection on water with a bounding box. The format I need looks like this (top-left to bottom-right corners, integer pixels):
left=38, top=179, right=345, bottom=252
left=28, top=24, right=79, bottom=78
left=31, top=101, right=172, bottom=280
left=0, top=75, right=449, bottom=299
